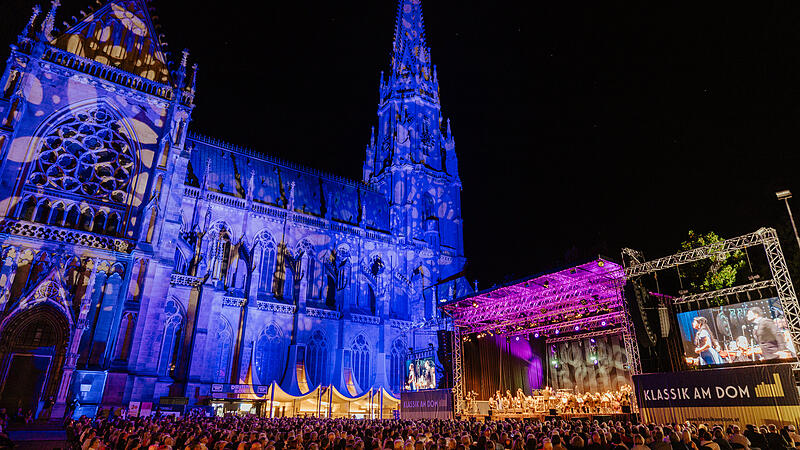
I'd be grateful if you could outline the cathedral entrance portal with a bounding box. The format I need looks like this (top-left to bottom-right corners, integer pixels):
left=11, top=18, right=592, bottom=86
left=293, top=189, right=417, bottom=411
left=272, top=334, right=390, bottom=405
left=0, top=305, right=69, bottom=416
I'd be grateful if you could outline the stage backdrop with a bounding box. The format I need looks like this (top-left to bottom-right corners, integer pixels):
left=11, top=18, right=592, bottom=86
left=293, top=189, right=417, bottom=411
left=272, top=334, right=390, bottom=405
left=547, top=333, right=631, bottom=393
left=463, top=335, right=545, bottom=400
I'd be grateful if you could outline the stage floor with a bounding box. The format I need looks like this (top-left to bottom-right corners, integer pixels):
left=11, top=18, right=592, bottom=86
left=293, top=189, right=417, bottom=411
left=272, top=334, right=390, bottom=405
left=462, top=412, right=633, bottom=423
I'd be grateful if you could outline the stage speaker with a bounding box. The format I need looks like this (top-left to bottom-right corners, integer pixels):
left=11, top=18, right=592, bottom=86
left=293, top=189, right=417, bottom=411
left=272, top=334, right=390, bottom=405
left=549, top=408, right=557, bottom=416
left=594, top=414, right=612, bottom=422
left=437, top=330, right=454, bottom=388
left=621, top=405, right=631, bottom=414
left=545, top=415, right=559, bottom=421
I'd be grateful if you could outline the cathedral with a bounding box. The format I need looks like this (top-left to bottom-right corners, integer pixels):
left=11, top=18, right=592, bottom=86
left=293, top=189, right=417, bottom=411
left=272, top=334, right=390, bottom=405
left=0, top=0, right=468, bottom=417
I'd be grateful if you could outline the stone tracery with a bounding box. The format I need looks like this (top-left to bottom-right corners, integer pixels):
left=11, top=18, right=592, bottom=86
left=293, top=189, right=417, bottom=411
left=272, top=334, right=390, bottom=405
left=28, top=106, right=136, bottom=203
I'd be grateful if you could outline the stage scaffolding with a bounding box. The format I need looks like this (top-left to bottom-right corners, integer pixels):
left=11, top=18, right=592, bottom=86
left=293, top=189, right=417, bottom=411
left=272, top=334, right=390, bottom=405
left=622, top=227, right=800, bottom=373
left=442, top=258, right=639, bottom=415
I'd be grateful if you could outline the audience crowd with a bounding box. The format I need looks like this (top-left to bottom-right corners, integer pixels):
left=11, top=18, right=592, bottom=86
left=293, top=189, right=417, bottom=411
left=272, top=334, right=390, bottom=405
left=66, top=415, right=800, bottom=450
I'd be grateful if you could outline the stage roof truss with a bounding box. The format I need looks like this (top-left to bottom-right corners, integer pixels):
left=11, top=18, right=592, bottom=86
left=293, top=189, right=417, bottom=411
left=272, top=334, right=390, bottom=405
left=445, top=258, right=637, bottom=416
left=444, top=259, right=628, bottom=336
left=545, top=326, right=624, bottom=344
left=673, top=279, right=776, bottom=305
left=622, top=228, right=774, bottom=278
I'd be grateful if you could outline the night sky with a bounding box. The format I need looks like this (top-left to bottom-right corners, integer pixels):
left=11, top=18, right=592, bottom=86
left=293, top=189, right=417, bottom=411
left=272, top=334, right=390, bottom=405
left=3, top=1, right=800, bottom=288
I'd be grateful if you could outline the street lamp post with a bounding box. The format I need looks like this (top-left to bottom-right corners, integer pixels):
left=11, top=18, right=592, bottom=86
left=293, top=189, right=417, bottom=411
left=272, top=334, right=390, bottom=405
left=776, top=189, right=800, bottom=252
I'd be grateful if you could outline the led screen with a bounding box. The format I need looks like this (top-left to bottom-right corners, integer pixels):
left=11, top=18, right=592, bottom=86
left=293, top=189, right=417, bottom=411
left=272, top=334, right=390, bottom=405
left=403, top=356, right=437, bottom=391
left=676, top=297, right=796, bottom=368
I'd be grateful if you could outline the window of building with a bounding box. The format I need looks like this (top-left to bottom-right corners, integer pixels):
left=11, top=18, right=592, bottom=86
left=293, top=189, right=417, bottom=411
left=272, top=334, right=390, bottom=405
left=254, top=324, right=284, bottom=385
left=351, top=334, right=371, bottom=390
left=306, top=330, right=328, bottom=387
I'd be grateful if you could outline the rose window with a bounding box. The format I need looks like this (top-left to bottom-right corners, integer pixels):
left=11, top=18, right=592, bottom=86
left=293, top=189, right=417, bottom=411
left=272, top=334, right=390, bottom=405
left=28, top=107, right=135, bottom=203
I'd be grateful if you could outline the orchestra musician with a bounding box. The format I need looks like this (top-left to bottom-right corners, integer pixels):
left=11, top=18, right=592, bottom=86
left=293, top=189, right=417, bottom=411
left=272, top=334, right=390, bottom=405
left=478, top=385, right=633, bottom=417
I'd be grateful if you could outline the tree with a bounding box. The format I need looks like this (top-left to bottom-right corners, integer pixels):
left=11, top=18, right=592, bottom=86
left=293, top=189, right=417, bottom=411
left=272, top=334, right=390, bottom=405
left=679, top=230, right=745, bottom=296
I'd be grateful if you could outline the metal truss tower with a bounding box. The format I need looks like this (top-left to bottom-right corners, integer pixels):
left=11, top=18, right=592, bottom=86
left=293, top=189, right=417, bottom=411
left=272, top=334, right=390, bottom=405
left=623, top=227, right=800, bottom=372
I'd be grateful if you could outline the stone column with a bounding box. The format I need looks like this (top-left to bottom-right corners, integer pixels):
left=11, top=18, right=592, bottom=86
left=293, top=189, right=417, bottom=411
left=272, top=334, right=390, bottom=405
left=52, top=258, right=98, bottom=419
left=0, top=247, right=19, bottom=312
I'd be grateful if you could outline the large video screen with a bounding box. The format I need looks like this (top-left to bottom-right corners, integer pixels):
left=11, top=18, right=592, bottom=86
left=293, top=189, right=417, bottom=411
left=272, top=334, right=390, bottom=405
left=676, top=297, right=797, bottom=367
left=403, top=356, right=437, bottom=391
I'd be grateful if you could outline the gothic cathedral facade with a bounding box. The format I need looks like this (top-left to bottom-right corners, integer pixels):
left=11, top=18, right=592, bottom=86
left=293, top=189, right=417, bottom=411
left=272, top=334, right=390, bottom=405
left=0, top=0, right=467, bottom=417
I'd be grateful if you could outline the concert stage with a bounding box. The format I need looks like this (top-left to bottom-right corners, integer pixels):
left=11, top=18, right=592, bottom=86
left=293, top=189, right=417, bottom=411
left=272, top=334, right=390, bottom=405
left=442, top=258, right=639, bottom=417
left=462, top=411, right=632, bottom=423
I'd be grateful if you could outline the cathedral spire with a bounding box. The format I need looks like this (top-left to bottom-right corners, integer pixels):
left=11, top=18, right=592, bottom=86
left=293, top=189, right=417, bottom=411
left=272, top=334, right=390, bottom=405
left=390, top=0, right=433, bottom=92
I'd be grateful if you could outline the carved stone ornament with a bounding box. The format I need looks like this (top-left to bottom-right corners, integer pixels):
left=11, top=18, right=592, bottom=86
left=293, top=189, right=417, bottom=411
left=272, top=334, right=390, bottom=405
left=28, top=106, right=135, bottom=203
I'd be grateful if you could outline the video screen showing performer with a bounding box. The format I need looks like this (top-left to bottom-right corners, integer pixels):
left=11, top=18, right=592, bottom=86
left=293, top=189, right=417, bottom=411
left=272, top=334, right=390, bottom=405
left=677, top=297, right=797, bottom=367
left=403, top=356, right=437, bottom=391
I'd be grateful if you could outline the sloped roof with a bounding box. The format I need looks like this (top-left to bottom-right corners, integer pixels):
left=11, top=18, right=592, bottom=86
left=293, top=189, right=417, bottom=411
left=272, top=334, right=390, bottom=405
left=52, top=0, right=170, bottom=83
left=186, top=135, right=390, bottom=232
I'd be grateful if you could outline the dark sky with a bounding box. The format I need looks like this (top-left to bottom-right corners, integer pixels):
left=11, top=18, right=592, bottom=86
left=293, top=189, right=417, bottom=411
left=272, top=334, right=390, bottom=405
left=4, top=1, right=800, bottom=287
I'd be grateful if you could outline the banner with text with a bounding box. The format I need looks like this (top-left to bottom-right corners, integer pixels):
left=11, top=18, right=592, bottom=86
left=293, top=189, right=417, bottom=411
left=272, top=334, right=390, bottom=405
left=634, top=364, right=800, bottom=426
left=400, top=389, right=453, bottom=420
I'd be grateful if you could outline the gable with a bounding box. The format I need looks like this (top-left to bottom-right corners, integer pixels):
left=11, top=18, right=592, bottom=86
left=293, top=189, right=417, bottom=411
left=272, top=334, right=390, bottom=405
left=51, top=0, right=170, bottom=83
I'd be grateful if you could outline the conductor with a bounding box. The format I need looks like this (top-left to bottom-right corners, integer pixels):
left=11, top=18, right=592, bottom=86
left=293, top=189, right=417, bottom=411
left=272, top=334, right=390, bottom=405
left=747, top=307, right=781, bottom=360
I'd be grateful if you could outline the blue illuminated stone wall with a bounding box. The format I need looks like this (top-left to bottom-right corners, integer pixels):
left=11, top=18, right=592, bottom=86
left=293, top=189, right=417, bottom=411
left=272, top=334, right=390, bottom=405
left=0, top=0, right=467, bottom=414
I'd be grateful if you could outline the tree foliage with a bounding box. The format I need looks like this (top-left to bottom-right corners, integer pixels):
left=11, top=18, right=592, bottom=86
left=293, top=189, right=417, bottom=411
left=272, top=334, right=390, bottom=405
left=679, top=230, right=745, bottom=295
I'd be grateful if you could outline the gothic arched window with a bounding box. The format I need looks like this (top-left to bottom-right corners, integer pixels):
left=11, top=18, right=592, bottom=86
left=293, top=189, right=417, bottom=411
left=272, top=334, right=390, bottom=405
left=306, top=330, right=328, bottom=387
left=254, top=324, right=285, bottom=385
left=27, top=106, right=136, bottom=204
left=253, top=231, right=276, bottom=295
left=158, top=298, right=184, bottom=377
left=214, top=318, right=233, bottom=383
left=351, top=334, right=371, bottom=390
left=18, top=196, right=36, bottom=221
left=390, top=338, right=407, bottom=394
left=34, top=200, right=51, bottom=224
left=422, top=193, right=435, bottom=220
left=50, top=202, right=65, bottom=226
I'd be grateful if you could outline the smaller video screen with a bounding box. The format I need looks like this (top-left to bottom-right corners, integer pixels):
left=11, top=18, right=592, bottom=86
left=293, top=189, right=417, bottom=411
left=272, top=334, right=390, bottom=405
left=403, top=356, right=437, bottom=391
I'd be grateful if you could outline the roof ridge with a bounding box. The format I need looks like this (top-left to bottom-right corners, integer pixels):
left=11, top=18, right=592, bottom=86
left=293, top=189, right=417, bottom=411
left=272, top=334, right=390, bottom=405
left=187, top=132, right=381, bottom=194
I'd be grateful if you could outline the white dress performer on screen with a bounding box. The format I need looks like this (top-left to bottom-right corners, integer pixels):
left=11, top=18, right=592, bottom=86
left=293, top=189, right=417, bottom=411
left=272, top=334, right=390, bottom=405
left=747, top=306, right=783, bottom=360
left=405, top=362, right=417, bottom=391
left=692, top=316, right=723, bottom=365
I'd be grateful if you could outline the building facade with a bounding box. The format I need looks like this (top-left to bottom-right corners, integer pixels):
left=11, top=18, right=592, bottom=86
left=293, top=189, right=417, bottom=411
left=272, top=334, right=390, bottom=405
left=0, top=0, right=467, bottom=417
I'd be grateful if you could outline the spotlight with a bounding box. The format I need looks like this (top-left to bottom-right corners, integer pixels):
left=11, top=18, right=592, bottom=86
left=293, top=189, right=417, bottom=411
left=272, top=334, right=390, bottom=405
left=601, top=321, right=607, bottom=326
left=515, top=336, right=520, bottom=341
left=574, top=325, right=580, bottom=331
left=593, top=360, right=599, bottom=366
left=598, top=260, right=605, bottom=267
left=534, top=332, right=540, bottom=338
left=590, top=338, right=596, bottom=344
left=472, top=301, right=478, bottom=308
left=554, top=329, right=559, bottom=334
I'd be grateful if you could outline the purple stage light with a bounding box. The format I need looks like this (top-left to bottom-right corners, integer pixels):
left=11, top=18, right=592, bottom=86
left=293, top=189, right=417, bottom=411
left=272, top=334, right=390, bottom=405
left=574, top=325, right=580, bottom=331
left=554, top=329, right=559, bottom=335
left=601, top=321, right=607, bottom=326
left=515, top=336, right=520, bottom=341
left=534, top=332, right=539, bottom=338
left=590, top=338, right=596, bottom=344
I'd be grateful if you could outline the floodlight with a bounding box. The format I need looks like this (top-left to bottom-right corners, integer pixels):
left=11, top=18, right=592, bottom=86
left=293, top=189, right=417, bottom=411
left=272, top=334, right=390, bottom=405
left=776, top=190, right=792, bottom=200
